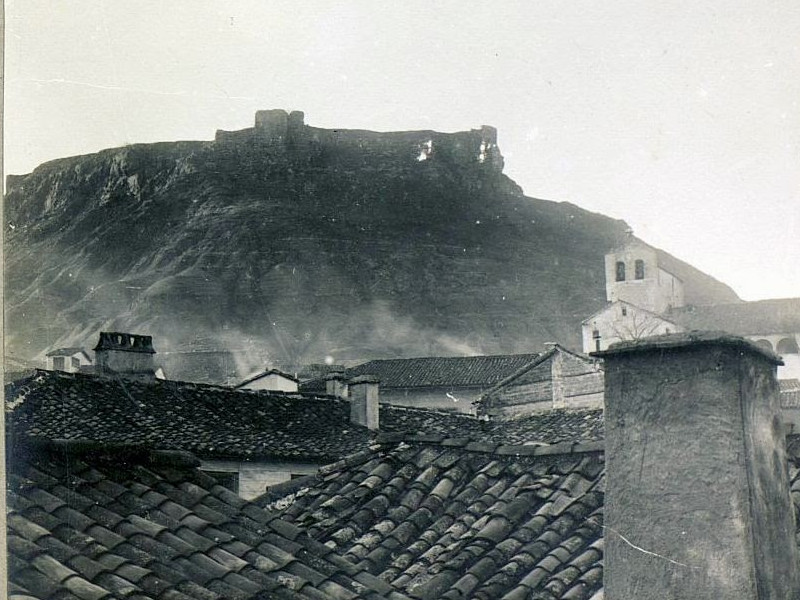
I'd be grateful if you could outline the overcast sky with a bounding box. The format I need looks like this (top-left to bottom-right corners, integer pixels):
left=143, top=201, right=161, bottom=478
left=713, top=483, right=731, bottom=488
left=5, top=1, right=799, bottom=301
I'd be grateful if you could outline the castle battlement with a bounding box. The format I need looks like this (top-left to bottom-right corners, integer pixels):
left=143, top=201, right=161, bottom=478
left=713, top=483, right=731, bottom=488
left=214, top=110, right=503, bottom=171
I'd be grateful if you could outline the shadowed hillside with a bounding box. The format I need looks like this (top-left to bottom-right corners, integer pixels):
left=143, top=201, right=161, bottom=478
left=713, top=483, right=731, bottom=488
left=4, top=110, right=739, bottom=383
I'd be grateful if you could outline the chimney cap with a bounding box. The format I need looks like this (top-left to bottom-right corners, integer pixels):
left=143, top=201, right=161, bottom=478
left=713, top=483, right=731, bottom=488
left=324, top=371, right=347, bottom=381
left=349, top=375, right=380, bottom=385
left=94, top=332, right=156, bottom=354
left=593, top=330, right=783, bottom=365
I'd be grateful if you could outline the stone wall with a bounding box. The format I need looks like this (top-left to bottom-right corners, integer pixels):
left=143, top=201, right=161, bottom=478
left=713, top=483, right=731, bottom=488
left=214, top=109, right=503, bottom=171
left=481, top=360, right=553, bottom=416
left=553, top=350, right=604, bottom=409
left=478, top=349, right=604, bottom=417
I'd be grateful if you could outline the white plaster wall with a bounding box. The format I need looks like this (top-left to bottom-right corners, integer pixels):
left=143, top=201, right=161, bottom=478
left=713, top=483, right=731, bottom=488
left=656, top=268, right=684, bottom=311
left=780, top=355, right=800, bottom=381
left=200, top=459, right=320, bottom=500
left=582, top=303, right=680, bottom=354
left=604, top=244, right=684, bottom=313
left=47, top=352, right=91, bottom=373
left=241, top=373, right=299, bottom=392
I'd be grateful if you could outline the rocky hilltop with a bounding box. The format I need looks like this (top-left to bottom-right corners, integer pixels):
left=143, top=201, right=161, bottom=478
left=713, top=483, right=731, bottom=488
left=4, top=111, right=739, bottom=383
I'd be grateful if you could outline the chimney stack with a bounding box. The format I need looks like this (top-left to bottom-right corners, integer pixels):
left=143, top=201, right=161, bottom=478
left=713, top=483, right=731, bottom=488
left=349, top=375, right=379, bottom=430
left=597, top=332, right=799, bottom=600
left=94, top=332, right=157, bottom=381
left=325, top=371, right=349, bottom=399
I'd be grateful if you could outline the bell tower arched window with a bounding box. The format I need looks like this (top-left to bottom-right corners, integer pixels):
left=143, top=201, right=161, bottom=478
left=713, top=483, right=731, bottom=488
left=635, top=259, right=645, bottom=280
left=615, top=261, right=626, bottom=282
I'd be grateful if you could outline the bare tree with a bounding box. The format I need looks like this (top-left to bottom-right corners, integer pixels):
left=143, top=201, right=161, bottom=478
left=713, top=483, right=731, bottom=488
left=609, top=310, right=666, bottom=341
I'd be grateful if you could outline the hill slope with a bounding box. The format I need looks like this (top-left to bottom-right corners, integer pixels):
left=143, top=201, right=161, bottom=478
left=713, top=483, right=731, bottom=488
left=4, top=110, right=739, bottom=382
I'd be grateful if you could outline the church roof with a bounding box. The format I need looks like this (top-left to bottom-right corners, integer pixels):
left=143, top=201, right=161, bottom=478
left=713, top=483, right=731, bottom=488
left=668, top=298, right=800, bottom=336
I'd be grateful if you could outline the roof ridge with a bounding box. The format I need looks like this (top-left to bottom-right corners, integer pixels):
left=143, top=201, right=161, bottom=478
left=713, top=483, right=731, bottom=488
left=317, top=443, right=385, bottom=476
left=356, top=352, right=541, bottom=364
left=490, top=406, right=605, bottom=422
left=672, top=297, right=799, bottom=310
left=379, top=403, right=480, bottom=419
left=7, top=436, right=202, bottom=468
left=235, top=367, right=300, bottom=388
left=373, top=432, right=604, bottom=457
left=27, top=368, right=343, bottom=400
left=477, top=348, right=558, bottom=402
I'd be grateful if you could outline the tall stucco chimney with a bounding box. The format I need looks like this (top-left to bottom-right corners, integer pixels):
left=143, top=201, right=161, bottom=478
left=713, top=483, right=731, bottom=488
left=597, top=332, right=799, bottom=600
left=349, top=375, right=379, bottom=431
left=325, top=371, right=349, bottom=399
left=94, top=332, right=157, bottom=381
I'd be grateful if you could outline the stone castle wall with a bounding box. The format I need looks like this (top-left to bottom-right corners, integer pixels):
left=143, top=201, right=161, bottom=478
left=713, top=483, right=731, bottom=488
left=214, top=109, right=503, bottom=170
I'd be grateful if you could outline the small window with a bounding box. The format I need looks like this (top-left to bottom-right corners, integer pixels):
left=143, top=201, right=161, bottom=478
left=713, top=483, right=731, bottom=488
left=635, top=259, right=645, bottom=280
left=615, top=261, right=626, bottom=282
left=71, top=357, right=81, bottom=370
left=621, top=306, right=627, bottom=316
left=53, top=356, right=66, bottom=370
left=592, top=329, right=601, bottom=352
left=204, top=470, right=240, bottom=493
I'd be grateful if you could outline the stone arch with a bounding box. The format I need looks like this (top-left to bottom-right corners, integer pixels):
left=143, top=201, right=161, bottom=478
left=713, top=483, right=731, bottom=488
left=776, top=337, right=799, bottom=354
left=753, top=339, right=773, bottom=352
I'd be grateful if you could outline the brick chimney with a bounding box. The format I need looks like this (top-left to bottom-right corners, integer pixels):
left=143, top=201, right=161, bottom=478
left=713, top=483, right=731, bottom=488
left=94, top=332, right=157, bottom=381
left=349, top=375, right=379, bottom=430
left=597, top=332, right=799, bottom=599
left=325, top=371, right=349, bottom=399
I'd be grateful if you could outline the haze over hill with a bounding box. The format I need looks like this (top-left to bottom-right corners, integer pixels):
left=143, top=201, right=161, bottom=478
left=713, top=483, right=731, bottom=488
left=4, top=111, right=739, bottom=383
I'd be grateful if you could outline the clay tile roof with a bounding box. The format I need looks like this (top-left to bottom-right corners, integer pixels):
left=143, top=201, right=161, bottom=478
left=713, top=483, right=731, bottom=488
left=782, top=381, right=800, bottom=409
left=781, top=379, right=800, bottom=392
left=265, top=434, right=800, bottom=599
left=6, top=371, right=604, bottom=463
left=6, top=370, right=372, bottom=463
left=6, top=439, right=411, bottom=600
left=264, top=437, right=606, bottom=600
left=301, top=354, right=541, bottom=392
left=378, top=405, right=604, bottom=446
